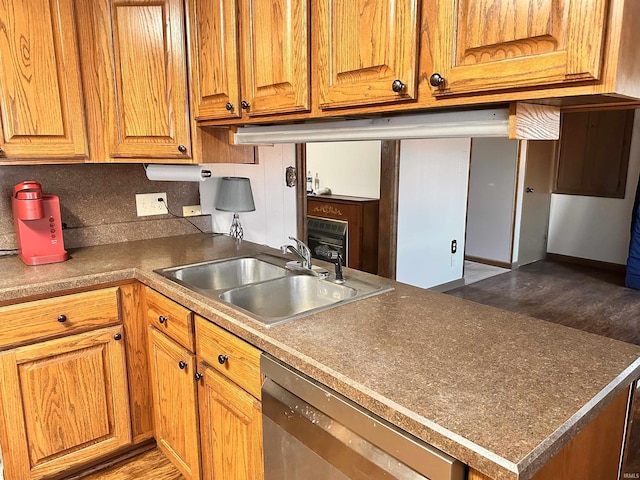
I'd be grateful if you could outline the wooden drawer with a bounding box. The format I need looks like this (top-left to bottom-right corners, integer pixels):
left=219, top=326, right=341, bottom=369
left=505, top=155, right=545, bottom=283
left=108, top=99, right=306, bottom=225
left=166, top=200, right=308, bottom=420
left=195, top=315, right=261, bottom=399
left=145, top=287, right=194, bottom=351
left=0, top=287, right=121, bottom=349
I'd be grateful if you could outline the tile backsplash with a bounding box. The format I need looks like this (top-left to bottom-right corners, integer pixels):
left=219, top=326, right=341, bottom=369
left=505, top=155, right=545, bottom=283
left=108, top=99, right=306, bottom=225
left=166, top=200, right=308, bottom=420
left=0, top=164, right=210, bottom=253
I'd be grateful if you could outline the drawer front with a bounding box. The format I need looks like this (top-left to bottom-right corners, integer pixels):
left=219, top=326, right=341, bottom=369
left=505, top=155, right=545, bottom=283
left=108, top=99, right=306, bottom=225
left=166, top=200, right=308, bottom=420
left=0, top=287, right=121, bottom=348
left=307, top=199, right=361, bottom=223
left=195, top=315, right=261, bottom=399
left=145, top=287, right=194, bottom=351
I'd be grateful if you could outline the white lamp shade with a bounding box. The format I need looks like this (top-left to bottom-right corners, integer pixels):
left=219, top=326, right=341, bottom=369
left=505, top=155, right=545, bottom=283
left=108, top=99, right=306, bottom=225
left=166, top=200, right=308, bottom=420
left=215, top=177, right=255, bottom=212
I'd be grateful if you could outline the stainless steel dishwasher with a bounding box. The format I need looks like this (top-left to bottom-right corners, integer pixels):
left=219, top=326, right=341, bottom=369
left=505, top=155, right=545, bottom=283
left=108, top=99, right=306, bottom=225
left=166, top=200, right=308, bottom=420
left=261, top=354, right=465, bottom=480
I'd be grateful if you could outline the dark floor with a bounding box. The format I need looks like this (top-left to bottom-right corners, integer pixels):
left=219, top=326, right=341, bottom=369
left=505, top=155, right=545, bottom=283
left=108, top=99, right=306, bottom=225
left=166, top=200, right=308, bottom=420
left=447, top=259, right=640, bottom=476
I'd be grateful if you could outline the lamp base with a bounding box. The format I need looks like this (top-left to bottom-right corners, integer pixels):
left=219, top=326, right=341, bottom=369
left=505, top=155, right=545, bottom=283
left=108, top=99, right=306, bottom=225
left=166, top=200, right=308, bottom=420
left=229, top=212, right=244, bottom=240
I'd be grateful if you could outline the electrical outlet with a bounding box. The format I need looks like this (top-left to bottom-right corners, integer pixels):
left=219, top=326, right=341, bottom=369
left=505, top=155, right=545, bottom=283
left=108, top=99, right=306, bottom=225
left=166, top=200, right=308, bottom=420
left=136, top=192, right=167, bottom=216
left=182, top=205, right=202, bottom=217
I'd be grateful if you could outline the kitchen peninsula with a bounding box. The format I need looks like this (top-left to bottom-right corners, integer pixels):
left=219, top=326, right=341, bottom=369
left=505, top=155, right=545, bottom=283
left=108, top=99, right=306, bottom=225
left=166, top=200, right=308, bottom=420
left=0, top=234, right=638, bottom=480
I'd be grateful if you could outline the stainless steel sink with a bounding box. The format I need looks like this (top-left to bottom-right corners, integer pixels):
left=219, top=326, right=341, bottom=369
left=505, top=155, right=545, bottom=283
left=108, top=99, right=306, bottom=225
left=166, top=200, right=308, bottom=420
left=156, top=257, right=288, bottom=292
left=220, top=275, right=358, bottom=325
left=155, top=255, right=392, bottom=327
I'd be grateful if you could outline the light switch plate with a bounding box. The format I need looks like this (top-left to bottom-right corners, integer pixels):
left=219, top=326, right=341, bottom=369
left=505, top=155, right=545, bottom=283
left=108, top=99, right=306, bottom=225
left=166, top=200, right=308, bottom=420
left=136, top=192, right=167, bottom=216
left=182, top=205, right=202, bottom=217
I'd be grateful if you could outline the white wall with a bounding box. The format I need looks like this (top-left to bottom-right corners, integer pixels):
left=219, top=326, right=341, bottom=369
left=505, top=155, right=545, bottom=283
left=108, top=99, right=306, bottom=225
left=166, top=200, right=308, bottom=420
left=199, top=144, right=298, bottom=248
left=547, top=110, right=640, bottom=265
left=306, top=141, right=381, bottom=198
left=465, top=138, right=519, bottom=263
left=396, top=138, right=471, bottom=289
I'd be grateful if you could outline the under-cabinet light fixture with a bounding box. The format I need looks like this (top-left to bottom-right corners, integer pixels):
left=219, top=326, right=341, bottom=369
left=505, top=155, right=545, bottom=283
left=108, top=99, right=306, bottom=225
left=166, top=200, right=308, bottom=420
left=231, top=104, right=560, bottom=145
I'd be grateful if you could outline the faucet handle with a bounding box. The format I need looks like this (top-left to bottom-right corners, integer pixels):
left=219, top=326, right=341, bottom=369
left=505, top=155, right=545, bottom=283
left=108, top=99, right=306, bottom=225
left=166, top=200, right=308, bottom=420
left=288, top=236, right=311, bottom=255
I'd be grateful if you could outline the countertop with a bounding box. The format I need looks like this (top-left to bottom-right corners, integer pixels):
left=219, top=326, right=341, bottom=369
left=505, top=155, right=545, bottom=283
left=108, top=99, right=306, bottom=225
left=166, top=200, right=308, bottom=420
left=1, top=234, right=639, bottom=480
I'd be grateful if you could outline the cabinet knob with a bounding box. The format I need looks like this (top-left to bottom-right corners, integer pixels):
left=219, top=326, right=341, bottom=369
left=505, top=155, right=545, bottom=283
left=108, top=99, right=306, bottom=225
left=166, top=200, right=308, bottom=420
left=225, top=102, right=234, bottom=111
left=240, top=100, right=250, bottom=110
left=218, top=354, right=228, bottom=365
left=194, top=372, right=204, bottom=381
left=57, top=314, right=67, bottom=323
left=158, top=315, right=168, bottom=324
left=114, top=333, right=122, bottom=341
left=391, top=79, right=405, bottom=93
left=177, top=144, right=187, bottom=153
left=429, top=73, right=445, bottom=87
left=179, top=360, right=188, bottom=370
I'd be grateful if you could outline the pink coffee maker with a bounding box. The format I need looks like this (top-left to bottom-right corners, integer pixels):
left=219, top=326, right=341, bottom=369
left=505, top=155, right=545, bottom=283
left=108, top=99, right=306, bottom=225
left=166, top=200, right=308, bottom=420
left=12, top=181, right=68, bottom=265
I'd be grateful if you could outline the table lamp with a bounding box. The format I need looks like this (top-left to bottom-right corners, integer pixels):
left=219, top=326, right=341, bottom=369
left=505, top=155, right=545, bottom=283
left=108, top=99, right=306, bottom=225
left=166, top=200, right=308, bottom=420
left=215, top=177, right=255, bottom=240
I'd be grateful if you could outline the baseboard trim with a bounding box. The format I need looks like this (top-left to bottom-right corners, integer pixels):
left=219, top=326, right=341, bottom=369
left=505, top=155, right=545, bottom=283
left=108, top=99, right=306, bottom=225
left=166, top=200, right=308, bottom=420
left=464, top=255, right=513, bottom=269
left=430, top=278, right=466, bottom=293
left=546, top=253, right=627, bottom=273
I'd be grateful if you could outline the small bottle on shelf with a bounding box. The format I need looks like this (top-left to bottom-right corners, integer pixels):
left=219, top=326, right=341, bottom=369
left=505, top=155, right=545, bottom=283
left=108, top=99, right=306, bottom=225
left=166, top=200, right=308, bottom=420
left=306, top=171, right=313, bottom=193
left=314, top=173, right=320, bottom=190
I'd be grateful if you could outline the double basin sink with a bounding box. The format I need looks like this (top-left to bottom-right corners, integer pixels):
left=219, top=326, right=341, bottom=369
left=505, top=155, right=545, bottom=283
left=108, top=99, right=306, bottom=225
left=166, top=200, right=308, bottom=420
left=155, top=255, right=392, bottom=327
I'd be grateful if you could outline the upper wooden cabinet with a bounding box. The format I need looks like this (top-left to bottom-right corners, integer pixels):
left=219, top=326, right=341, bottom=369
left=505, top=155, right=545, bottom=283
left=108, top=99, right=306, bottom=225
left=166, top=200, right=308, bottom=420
left=238, top=0, right=310, bottom=116
left=431, top=0, right=609, bottom=96
left=187, top=0, right=242, bottom=120
left=0, top=0, right=88, bottom=161
left=188, top=0, right=310, bottom=120
left=316, top=0, right=419, bottom=109
left=107, top=0, right=192, bottom=159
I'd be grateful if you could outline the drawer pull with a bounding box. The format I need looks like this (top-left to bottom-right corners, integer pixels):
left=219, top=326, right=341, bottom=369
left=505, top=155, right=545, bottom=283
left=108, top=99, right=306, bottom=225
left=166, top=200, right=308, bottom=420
left=194, top=372, right=204, bottom=381
left=218, top=354, right=228, bottom=365
left=158, top=315, right=168, bottom=324
left=57, top=314, right=67, bottom=323
left=179, top=360, right=188, bottom=370
left=114, top=333, right=122, bottom=341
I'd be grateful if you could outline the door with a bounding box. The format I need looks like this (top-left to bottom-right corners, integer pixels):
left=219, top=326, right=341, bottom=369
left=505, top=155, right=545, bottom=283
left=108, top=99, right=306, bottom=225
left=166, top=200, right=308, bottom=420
left=0, top=326, right=131, bottom=480
left=109, top=0, right=192, bottom=159
left=148, top=327, right=201, bottom=480
left=238, top=0, right=310, bottom=116
left=316, top=0, right=419, bottom=109
left=187, top=0, right=242, bottom=120
left=517, top=141, right=555, bottom=266
left=198, top=365, right=263, bottom=480
left=0, top=0, right=88, bottom=160
left=431, top=0, right=608, bottom=96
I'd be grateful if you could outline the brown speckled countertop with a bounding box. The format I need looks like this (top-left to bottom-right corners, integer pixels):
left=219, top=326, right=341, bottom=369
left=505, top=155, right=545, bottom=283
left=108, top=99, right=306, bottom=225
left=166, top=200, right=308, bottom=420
left=1, top=234, right=639, bottom=480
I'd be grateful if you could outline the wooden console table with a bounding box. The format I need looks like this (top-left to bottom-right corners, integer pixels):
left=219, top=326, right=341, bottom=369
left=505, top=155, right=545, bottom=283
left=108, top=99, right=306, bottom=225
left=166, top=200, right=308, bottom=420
left=307, top=195, right=379, bottom=274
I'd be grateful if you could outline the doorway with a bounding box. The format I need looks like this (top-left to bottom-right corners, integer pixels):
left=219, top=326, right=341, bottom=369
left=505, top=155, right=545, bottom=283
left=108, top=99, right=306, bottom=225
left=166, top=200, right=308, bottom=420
left=296, top=141, right=400, bottom=279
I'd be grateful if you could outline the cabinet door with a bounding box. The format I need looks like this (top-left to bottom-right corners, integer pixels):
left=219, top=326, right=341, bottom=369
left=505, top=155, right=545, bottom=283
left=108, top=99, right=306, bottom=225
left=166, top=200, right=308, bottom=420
left=109, top=0, right=192, bottom=159
left=198, top=365, right=263, bottom=480
left=0, top=0, right=88, bottom=160
left=238, top=0, right=310, bottom=116
left=432, top=0, right=608, bottom=96
left=0, top=326, right=131, bottom=480
left=187, top=0, right=242, bottom=120
left=316, top=0, right=419, bottom=109
left=148, top=327, right=201, bottom=480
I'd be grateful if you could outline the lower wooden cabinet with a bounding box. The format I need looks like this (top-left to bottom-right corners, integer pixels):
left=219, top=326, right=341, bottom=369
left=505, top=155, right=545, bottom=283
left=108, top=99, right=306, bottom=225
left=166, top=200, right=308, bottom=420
left=198, top=364, right=264, bottom=480
left=148, top=326, right=202, bottom=480
left=0, top=325, right=131, bottom=480
left=144, top=288, right=264, bottom=480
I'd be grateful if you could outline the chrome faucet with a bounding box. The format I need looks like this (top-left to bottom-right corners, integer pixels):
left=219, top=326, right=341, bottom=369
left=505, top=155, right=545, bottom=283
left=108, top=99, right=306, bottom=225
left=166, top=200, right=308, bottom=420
left=281, top=236, right=312, bottom=269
